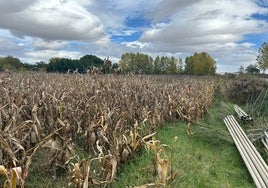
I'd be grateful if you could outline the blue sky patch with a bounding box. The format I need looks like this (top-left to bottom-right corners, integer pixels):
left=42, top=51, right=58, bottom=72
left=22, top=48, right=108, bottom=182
left=110, top=30, right=143, bottom=44
left=255, top=0, right=268, bottom=8
left=251, top=13, right=268, bottom=21
left=109, top=16, right=151, bottom=44
left=239, top=33, right=268, bottom=47
left=125, top=16, right=151, bottom=28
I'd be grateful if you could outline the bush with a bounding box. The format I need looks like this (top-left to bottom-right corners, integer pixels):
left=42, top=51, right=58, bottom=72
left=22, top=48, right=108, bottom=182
left=227, top=78, right=267, bottom=104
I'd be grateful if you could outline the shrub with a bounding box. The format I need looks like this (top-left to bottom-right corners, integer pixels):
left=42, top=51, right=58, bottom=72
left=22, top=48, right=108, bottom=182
left=227, top=78, right=267, bottom=104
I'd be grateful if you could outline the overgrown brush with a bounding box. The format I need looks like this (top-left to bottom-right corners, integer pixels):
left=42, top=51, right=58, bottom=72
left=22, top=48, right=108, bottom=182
left=0, top=72, right=216, bottom=187
left=227, top=77, right=267, bottom=104
left=245, top=88, right=268, bottom=127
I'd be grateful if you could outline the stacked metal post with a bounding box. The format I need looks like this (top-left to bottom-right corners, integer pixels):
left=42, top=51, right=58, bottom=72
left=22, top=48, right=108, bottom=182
left=224, top=115, right=268, bottom=188
left=234, top=104, right=254, bottom=123
left=261, top=131, right=268, bottom=152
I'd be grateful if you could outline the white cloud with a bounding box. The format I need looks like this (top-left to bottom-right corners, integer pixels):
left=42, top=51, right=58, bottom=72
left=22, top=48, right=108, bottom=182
left=0, top=0, right=107, bottom=41
left=138, top=0, right=268, bottom=72
left=30, top=39, right=68, bottom=50
left=24, top=49, right=82, bottom=63
left=0, top=0, right=267, bottom=72
left=145, top=0, right=197, bottom=22
left=0, top=29, right=25, bottom=56
left=0, top=0, right=34, bottom=13
left=123, top=41, right=149, bottom=48
left=141, top=0, right=266, bottom=44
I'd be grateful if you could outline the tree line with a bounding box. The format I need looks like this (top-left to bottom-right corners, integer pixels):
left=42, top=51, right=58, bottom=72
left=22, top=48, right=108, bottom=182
left=119, top=52, right=216, bottom=75
left=0, top=42, right=267, bottom=75
left=0, top=55, right=115, bottom=74
left=0, top=52, right=217, bottom=75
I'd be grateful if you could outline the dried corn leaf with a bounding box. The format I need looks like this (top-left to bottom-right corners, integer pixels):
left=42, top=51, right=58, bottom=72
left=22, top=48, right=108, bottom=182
left=132, top=183, right=165, bottom=188
left=10, top=167, right=22, bottom=188
left=96, top=140, right=104, bottom=156
left=0, top=165, right=8, bottom=178
left=82, top=165, right=90, bottom=188
left=106, top=154, right=117, bottom=182
left=0, top=134, right=18, bottom=165
left=155, top=152, right=168, bottom=185
left=142, top=132, right=156, bottom=142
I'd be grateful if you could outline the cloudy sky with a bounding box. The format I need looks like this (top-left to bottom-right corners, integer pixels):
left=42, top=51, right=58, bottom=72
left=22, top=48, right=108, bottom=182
left=0, top=0, right=267, bottom=72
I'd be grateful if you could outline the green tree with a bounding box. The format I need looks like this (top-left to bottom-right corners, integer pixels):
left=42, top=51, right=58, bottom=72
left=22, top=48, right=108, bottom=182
left=153, top=56, right=179, bottom=74
left=163, top=56, right=178, bottom=74
left=119, top=52, right=153, bottom=74
left=36, top=61, right=47, bottom=71
left=153, top=56, right=161, bottom=74
left=238, top=66, right=245, bottom=74
left=245, top=64, right=260, bottom=74
left=79, top=54, right=104, bottom=71
left=0, top=56, right=24, bottom=71
left=184, top=52, right=216, bottom=75
left=47, top=57, right=77, bottom=73
left=103, top=57, right=112, bottom=74
left=177, top=58, right=184, bottom=74
left=46, top=55, right=104, bottom=73
left=158, top=56, right=168, bottom=74
left=256, top=42, right=268, bottom=73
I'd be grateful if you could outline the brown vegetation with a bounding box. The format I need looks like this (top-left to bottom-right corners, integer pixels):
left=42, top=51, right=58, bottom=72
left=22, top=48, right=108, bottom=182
left=0, top=72, right=216, bottom=187
left=227, top=77, right=267, bottom=104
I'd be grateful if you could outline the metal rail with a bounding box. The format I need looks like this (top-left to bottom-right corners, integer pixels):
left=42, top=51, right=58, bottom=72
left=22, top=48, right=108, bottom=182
left=224, top=115, right=268, bottom=188
left=234, top=104, right=253, bottom=123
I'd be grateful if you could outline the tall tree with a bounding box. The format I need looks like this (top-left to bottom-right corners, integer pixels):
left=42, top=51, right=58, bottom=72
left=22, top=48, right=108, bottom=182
left=119, top=52, right=153, bottom=74
left=152, top=56, right=179, bottom=74
left=0, top=56, right=24, bottom=71
left=153, top=56, right=161, bottom=74
left=245, top=64, right=260, bottom=74
left=238, top=66, right=245, bottom=74
left=184, top=52, right=216, bottom=75
left=256, top=42, right=268, bottom=73
left=103, top=57, right=112, bottom=74
left=46, top=55, right=104, bottom=73
left=79, top=54, right=104, bottom=69
left=177, top=58, right=184, bottom=74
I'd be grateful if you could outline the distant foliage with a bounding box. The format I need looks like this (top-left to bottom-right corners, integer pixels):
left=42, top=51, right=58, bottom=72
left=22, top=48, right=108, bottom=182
left=119, top=52, right=183, bottom=74
left=238, top=66, right=245, bottom=74
left=23, top=61, right=47, bottom=71
left=119, top=52, right=153, bottom=74
left=153, top=56, right=183, bottom=74
left=184, top=52, right=216, bottom=75
left=245, top=64, right=260, bottom=74
left=227, top=78, right=268, bottom=104
left=46, top=54, right=104, bottom=73
left=2, top=52, right=218, bottom=76
left=256, top=42, right=268, bottom=73
left=0, top=56, right=25, bottom=71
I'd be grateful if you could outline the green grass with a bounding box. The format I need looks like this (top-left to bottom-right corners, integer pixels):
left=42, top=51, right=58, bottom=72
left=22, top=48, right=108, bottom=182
left=111, top=100, right=256, bottom=188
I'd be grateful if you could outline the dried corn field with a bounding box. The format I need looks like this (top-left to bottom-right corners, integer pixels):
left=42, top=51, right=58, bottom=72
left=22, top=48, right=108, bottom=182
left=0, top=72, right=216, bottom=187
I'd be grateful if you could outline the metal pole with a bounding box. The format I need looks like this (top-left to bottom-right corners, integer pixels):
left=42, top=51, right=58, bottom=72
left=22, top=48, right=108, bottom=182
left=224, top=117, right=264, bottom=188
left=228, top=116, right=268, bottom=186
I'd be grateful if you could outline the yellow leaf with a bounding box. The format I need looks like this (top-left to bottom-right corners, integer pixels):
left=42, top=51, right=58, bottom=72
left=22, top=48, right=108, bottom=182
left=156, top=152, right=168, bottom=185
left=10, top=167, right=22, bottom=188
left=0, top=165, right=8, bottom=178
